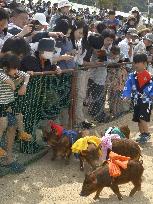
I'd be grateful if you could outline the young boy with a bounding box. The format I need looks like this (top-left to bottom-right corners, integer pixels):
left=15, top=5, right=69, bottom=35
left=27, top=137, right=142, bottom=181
left=122, top=53, right=153, bottom=144
left=0, top=53, right=30, bottom=173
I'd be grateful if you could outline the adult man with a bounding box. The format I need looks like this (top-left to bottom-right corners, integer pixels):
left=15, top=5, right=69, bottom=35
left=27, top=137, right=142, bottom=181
left=134, top=33, right=153, bottom=55
left=8, top=6, right=29, bottom=35
left=50, top=0, right=71, bottom=30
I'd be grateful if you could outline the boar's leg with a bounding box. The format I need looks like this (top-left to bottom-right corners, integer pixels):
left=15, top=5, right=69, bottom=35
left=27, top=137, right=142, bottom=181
left=51, top=148, right=57, bottom=161
left=129, top=180, right=141, bottom=197
left=65, top=150, right=72, bottom=165
left=79, top=155, right=84, bottom=171
left=93, top=187, right=103, bottom=200
left=110, top=184, right=123, bottom=200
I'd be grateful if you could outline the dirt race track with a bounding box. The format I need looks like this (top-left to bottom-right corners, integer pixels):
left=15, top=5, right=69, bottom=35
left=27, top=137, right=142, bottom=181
left=0, top=113, right=153, bottom=204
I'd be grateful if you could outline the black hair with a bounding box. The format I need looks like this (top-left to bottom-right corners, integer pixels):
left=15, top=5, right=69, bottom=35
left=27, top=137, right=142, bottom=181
left=133, top=54, right=148, bottom=63
left=0, top=53, right=20, bottom=71
left=53, top=19, right=71, bottom=35
left=1, top=37, right=31, bottom=57
left=82, top=22, right=89, bottom=52
left=70, top=20, right=84, bottom=49
left=0, top=8, right=9, bottom=21
left=96, top=21, right=107, bottom=34
left=101, top=29, right=115, bottom=40
left=10, top=6, right=28, bottom=18
left=110, top=46, right=120, bottom=55
left=108, top=10, right=115, bottom=16
left=132, top=11, right=140, bottom=25
left=87, top=34, right=103, bottom=50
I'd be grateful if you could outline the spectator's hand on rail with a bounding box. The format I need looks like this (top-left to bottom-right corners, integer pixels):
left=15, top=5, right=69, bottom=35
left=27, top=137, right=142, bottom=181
left=49, top=32, right=65, bottom=38
left=27, top=71, right=34, bottom=76
left=56, top=67, right=62, bottom=75
left=18, top=85, right=27, bottom=96
left=62, top=54, right=74, bottom=61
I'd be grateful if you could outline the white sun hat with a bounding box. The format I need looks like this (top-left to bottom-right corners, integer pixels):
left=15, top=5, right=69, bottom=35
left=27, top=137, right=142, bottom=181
left=58, top=0, right=71, bottom=9
left=131, top=7, right=139, bottom=13
left=32, top=13, right=49, bottom=26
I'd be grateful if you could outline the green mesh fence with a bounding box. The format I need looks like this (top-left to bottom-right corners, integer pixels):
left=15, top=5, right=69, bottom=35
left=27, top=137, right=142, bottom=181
left=13, top=73, right=72, bottom=154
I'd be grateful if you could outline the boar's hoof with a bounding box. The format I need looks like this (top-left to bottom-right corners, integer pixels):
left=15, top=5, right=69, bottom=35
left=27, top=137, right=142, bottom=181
left=93, top=196, right=100, bottom=200
left=80, top=165, right=84, bottom=171
left=65, top=159, right=70, bottom=165
left=118, top=195, right=123, bottom=200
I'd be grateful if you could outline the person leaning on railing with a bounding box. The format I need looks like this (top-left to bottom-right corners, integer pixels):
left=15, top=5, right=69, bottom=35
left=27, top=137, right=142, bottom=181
left=0, top=53, right=30, bottom=174
left=20, top=38, right=62, bottom=75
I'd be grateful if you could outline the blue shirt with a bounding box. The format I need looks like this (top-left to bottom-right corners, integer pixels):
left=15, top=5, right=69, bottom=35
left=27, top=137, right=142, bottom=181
left=122, top=72, right=153, bottom=105
left=57, top=39, right=76, bottom=69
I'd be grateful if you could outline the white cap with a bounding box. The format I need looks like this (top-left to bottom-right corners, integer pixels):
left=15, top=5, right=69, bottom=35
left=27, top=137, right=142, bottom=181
left=58, top=0, right=71, bottom=9
left=32, top=13, right=49, bottom=26
left=131, top=7, right=139, bottom=12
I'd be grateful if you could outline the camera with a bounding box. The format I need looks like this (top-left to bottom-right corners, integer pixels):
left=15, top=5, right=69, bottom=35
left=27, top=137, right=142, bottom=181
left=24, top=20, right=40, bottom=37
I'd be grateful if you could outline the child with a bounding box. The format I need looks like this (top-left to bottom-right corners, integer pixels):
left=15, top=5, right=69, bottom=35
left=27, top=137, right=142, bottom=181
left=122, top=53, right=153, bottom=144
left=0, top=53, right=30, bottom=173
left=106, top=46, right=127, bottom=118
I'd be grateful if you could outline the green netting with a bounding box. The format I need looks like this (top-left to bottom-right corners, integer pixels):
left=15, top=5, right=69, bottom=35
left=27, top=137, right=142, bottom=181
left=13, top=73, right=72, bottom=154
left=41, top=73, right=72, bottom=119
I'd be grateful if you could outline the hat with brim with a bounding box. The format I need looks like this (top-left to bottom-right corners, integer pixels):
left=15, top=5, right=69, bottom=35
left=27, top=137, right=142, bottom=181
left=137, top=25, right=147, bottom=33
left=138, top=28, right=150, bottom=35
left=32, top=13, right=49, bottom=26
left=127, top=28, right=138, bottom=37
left=131, top=7, right=139, bottom=13
left=144, top=33, right=153, bottom=43
left=58, top=0, right=71, bottom=8
left=130, top=33, right=138, bottom=37
left=37, top=38, right=55, bottom=52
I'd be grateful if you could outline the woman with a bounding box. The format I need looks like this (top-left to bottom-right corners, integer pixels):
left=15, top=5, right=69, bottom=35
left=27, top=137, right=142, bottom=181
left=52, top=18, right=75, bottom=69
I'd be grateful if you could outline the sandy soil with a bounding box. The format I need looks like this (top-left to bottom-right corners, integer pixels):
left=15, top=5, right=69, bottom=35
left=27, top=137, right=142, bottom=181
left=1, top=113, right=153, bottom=204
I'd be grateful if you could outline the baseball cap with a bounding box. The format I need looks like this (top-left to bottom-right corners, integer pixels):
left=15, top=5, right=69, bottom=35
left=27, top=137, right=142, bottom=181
left=37, top=38, right=55, bottom=52
left=58, top=0, right=71, bottom=9
left=127, top=28, right=138, bottom=36
left=131, top=7, right=139, bottom=12
left=32, top=13, right=49, bottom=26
left=144, top=33, right=153, bottom=43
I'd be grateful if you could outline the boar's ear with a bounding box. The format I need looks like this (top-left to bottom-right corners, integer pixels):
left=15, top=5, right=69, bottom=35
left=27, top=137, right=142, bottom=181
left=85, top=172, right=97, bottom=183
left=90, top=173, right=97, bottom=184
left=81, top=150, right=88, bottom=155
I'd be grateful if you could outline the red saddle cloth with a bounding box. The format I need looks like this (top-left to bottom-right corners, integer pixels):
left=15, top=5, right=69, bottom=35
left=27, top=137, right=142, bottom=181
left=49, top=121, right=64, bottom=138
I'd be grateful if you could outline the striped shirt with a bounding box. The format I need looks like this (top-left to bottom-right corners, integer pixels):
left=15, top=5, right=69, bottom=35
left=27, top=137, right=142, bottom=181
left=0, top=68, right=29, bottom=104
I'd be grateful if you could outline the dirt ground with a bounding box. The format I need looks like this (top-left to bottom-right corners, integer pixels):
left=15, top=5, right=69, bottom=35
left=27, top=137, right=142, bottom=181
left=0, top=113, right=153, bottom=204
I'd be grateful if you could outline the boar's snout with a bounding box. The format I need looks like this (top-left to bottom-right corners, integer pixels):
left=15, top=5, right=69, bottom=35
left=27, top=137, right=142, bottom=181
left=80, top=191, right=87, bottom=197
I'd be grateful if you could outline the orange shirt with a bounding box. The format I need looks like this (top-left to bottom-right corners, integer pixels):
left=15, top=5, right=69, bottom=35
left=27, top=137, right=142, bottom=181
left=137, top=70, right=151, bottom=88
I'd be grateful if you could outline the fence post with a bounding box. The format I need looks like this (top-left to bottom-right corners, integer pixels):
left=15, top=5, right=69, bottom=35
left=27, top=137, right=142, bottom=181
left=69, top=70, right=78, bottom=129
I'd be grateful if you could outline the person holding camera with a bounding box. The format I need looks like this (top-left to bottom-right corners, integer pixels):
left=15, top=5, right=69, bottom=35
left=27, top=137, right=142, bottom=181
left=0, top=8, right=13, bottom=50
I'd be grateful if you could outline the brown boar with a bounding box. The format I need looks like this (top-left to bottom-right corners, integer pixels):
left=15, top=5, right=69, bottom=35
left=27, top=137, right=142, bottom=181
left=80, top=160, right=144, bottom=200
left=79, top=138, right=141, bottom=171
